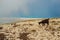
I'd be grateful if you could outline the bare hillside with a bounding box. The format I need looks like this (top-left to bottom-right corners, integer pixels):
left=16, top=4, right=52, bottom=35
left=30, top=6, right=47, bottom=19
left=0, top=18, right=60, bottom=40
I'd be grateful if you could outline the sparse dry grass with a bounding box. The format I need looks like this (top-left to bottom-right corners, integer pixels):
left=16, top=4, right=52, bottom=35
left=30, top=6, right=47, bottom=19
left=0, top=18, right=60, bottom=40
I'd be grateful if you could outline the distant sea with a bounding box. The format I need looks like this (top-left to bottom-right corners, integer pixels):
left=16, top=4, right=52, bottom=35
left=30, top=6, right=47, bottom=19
left=0, top=18, right=41, bottom=24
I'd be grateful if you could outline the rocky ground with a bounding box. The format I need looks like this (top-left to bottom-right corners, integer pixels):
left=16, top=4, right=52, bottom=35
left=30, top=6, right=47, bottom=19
left=0, top=18, right=60, bottom=40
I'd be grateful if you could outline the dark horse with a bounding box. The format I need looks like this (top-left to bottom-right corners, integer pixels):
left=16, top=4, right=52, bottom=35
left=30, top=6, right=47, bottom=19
left=38, top=18, right=49, bottom=26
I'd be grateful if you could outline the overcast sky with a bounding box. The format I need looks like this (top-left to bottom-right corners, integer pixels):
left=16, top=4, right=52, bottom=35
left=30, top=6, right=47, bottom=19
left=0, top=0, right=60, bottom=18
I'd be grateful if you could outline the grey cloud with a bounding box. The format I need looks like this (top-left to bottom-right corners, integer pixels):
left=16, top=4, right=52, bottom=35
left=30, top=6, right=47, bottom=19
left=0, top=0, right=36, bottom=17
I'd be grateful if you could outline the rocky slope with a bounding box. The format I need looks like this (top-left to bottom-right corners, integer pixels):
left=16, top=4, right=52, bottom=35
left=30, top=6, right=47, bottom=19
left=0, top=18, right=60, bottom=40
